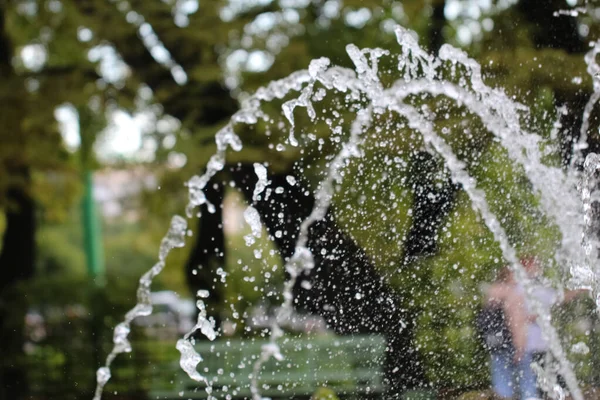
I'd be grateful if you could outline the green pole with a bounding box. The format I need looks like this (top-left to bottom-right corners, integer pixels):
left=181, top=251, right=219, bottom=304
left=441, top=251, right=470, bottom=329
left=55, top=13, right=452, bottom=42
left=82, top=168, right=105, bottom=284
left=78, top=103, right=105, bottom=284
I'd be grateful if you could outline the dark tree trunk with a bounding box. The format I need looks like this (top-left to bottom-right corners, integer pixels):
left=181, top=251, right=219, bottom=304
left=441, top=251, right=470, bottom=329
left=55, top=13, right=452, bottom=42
left=231, top=164, right=426, bottom=397
left=428, top=0, right=447, bottom=54
left=185, top=179, right=226, bottom=329
left=0, top=169, right=36, bottom=400
left=0, top=8, right=33, bottom=397
left=404, top=0, right=458, bottom=263
left=555, top=90, right=590, bottom=166
left=517, top=0, right=585, bottom=53
left=402, top=151, right=458, bottom=263
left=0, top=183, right=35, bottom=291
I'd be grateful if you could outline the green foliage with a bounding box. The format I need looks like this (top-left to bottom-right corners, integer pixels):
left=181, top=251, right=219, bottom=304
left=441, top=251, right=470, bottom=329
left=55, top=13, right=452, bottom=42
left=553, top=297, right=600, bottom=386
left=396, top=193, right=497, bottom=388
left=312, top=387, right=340, bottom=400
left=221, top=190, right=285, bottom=332
left=473, top=143, right=560, bottom=260
left=333, top=127, right=415, bottom=268
left=36, top=223, right=86, bottom=278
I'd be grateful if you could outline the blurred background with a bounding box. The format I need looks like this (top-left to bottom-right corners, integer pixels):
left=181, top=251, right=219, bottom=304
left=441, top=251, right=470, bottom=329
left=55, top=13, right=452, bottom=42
left=2, top=0, right=600, bottom=399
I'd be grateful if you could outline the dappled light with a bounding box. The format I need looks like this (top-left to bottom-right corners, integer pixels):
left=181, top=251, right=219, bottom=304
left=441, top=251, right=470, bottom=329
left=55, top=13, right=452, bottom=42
left=4, top=2, right=600, bottom=400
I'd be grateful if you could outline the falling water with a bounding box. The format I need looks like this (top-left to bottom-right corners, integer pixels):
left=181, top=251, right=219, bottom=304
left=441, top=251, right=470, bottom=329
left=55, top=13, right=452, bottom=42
left=92, top=215, right=188, bottom=400
left=175, top=289, right=217, bottom=400
left=576, top=41, right=600, bottom=162
left=93, top=22, right=600, bottom=400
left=576, top=153, right=600, bottom=308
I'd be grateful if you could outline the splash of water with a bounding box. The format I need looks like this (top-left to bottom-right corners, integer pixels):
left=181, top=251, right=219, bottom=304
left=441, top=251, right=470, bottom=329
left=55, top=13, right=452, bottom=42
left=282, top=57, right=331, bottom=146
left=575, top=41, right=600, bottom=164
left=532, top=356, right=566, bottom=400
left=252, top=163, right=270, bottom=201
left=249, top=103, right=372, bottom=400
left=93, top=215, right=188, bottom=400
left=175, top=289, right=217, bottom=399
left=93, top=21, right=600, bottom=400
left=393, top=42, right=586, bottom=274
left=574, top=153, right=600, bottom=308
left=91, top=48, right=354, bottom=400
left=245, top=25, right=587, bottom=400
left=109, top=0, right=188, bottom=85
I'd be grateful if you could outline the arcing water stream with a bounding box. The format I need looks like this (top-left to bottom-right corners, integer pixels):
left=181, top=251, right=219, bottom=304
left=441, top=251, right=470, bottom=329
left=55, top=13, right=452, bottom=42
left=93, top=24, right=600, bottom=400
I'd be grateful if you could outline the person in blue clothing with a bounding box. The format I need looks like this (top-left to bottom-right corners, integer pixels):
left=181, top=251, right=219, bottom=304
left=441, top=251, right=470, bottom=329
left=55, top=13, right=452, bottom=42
left=485, top=265, right=532, bottom=399
left=484, top=257, right=588, bottom=400
left=484, top=258, right=551, bottom=400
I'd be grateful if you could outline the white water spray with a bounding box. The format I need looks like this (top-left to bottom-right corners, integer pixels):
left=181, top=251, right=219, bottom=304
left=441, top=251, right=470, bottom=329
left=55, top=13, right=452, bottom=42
left=93, top=215, right=188, bottom=400
left=93, top=21, right=600, bottom=400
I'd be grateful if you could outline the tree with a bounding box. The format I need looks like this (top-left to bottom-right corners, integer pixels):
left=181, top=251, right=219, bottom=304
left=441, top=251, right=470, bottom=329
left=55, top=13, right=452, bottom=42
left=0, top=2, right=120, bottom=397
left=3, top=0, right=599, bottom=397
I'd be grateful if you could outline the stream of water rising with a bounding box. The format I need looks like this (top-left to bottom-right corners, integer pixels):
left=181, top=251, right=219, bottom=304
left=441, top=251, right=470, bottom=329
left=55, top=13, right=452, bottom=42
left=93, top=23, right=600, bottom=400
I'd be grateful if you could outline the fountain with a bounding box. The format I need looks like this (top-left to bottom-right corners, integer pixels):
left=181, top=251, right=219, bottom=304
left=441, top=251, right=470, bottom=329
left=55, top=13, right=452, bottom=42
left=92, top=23, right=600, bottom=400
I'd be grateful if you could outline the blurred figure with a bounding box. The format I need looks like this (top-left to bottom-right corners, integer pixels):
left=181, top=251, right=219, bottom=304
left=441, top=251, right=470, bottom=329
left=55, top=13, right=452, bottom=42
left=480, top=265, right=534, bottom=400
left=482, top=257, right=556, bottom=400
left=478, top=266, right=514, bottom=353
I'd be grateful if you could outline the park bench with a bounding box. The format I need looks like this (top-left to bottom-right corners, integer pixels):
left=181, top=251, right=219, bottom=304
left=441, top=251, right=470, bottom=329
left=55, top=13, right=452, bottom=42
left=148, top=334, right=387, bottom=399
